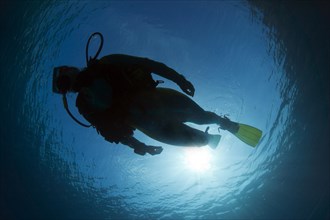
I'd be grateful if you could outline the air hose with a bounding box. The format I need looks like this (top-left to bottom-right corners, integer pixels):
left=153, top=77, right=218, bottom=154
left=63, top=94, right=92, bottom=127
left=86, top=32, right=104, bottom=66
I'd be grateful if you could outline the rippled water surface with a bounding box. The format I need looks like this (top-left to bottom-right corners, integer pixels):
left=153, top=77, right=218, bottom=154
left=1, top=1, right=329, bottom=219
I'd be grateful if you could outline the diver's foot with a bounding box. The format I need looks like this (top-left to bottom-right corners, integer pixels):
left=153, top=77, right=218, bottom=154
left=218, top=116, right=239, bottom=133
left=134, top=146, right=163, bottom=156
left=146, top=146, right=163, bottom=155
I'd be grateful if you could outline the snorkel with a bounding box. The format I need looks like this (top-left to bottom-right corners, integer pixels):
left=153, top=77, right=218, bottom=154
left=52, top=32, right=104, bottom=128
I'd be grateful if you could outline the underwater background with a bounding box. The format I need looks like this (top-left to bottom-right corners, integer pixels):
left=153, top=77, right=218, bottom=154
left=1, top=1, right=329, bottom=219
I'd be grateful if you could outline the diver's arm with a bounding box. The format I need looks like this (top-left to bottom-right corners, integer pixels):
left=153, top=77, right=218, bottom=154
left=140, top=58, right=196, bottom=97
left=120, top=136, right=163, bottom=156
left=99, top=54, right=195, bottom=96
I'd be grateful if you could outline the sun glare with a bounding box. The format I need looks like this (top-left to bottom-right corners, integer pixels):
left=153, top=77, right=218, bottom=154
left=184, top=147, right=213, bottom=172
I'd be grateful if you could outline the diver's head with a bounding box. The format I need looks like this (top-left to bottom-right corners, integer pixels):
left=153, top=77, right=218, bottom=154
left=52, top=66, right=80, bottom=94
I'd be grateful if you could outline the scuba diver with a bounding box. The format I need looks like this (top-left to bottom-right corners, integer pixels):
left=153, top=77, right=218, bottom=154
left=53, top=33, right=262, bottom=156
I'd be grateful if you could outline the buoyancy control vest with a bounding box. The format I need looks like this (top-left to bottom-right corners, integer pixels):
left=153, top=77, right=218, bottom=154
left=75, top=59, right=161, bottom=143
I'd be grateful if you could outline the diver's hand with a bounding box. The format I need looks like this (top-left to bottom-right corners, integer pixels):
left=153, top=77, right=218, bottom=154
left=178, top=77, right=195, bottom=97
left=146, top=146, right=163, bottom=155
left=134, top=148, right=146, bottom=156
left=134, top=145, right=163, bottom=156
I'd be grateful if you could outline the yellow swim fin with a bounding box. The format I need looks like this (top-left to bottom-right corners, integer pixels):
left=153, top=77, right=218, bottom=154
left=219, top=116, right=262, bottom=147
left=233, top=123, right=262, bottom=147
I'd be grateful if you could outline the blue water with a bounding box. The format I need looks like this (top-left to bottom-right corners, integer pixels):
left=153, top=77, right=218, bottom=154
left=1, top=1, right=329, bottom=219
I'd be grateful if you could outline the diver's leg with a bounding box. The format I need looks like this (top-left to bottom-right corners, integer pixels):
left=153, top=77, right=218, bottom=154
left=155, top=88, right=239, bottom=131
left=151, top=88, right=222, bottom=125
left=129, top=88, right=237, bottom=135
left=130, top=118, right=220, bottom=147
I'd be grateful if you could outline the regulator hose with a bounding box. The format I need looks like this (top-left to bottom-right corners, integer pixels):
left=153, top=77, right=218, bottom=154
left=63, top=94, right=92, bottom=128
left=86, top=32, right=104, bottom=66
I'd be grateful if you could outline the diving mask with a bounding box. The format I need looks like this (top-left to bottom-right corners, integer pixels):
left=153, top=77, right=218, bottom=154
left=52, top=66, right=80, bottom=94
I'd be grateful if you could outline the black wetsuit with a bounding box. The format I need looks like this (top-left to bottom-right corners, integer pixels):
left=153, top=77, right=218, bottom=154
left=74, top=54, right=185, bottom=144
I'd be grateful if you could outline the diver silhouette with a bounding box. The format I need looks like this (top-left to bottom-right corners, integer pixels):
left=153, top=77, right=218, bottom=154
left=52, top=33, right=262, bottom=156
